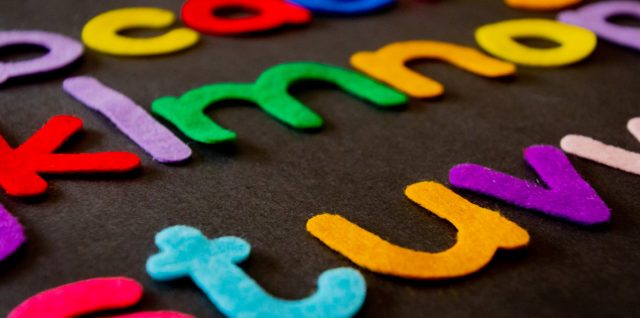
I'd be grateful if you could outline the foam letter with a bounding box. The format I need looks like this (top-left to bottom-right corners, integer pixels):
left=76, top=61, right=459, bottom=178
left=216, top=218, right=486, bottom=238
left=82, top=7, right=199, bottom=56
left=147, top=225, right=366, bottom=318
left=9, top=277, right=193, bottom=318
left=505, top=0, right=581, bottom=11
left=449, top=145, right=610, bottom=225
left=288, top=0, right=394, bottom=15
left=181, top=0, right=311, bottom=35
left=350, top=40, right=515, bottom=98
left=63, top=76, right=192, bottom=163
left=307, top=182, right=529, bottom=280
left=475, top=19, right=597, bottom=67
left=559, top=1, right=640, bottom=51
left=560, top=117, right=640, bottom=176
left=0, top=115, right=140, bottom=197
left=152, top=62, right=407, bottom=143
left=0, top=31, right=83, bottom=84
left=0, top=204, right=25, bottom=261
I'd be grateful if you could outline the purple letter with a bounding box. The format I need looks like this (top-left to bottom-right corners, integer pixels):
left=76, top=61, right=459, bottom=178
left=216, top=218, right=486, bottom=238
left=63, top=76, right=192, bottom=163
left=0, top=204, right=25, bottom=261
left=0, top=31, right=83, bottom=84
left=559, top=1, right=640, bottom=51
left=449, top=145, right=610, bottom=225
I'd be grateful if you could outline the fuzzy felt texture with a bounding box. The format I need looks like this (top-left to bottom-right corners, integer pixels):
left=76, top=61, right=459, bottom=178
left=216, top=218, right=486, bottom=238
left=449, top=145, right=610, bottom=225
left=8, top=277, right=142, bottom=318
left=152, top=62, right=407, bottom=144
left=0, top=115, right=141, bottom=197
left=0, top=31, right=83, bottom=84
left=288, top=0, right=394, bottom=15
left=81, top=7, right=199, bottom=56
left=8, top=277, right=193, bottom=318
left=505, top=0, right=581, bottom=11
left=350, top=40, right=516, bottom=98
left=559, top=117, right=640, bottom=176
left=558, top=1, right=640, bottom=51
left=475, top=19, right=597, bottom=67
left=182, top=0, right=311, bottom=35
left=0, top=204, right=25, bottom=261
left=307, top=181, right=529, bottom=280
left=63, top=76, right=192, bottom=163
left=115, top=313, right=195, bottom=318
left=147, top=225, right=367, bottom=318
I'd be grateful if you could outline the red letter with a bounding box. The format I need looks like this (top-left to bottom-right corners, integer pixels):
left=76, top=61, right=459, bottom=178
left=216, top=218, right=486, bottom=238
left=182, top=0, right=311, bottom=35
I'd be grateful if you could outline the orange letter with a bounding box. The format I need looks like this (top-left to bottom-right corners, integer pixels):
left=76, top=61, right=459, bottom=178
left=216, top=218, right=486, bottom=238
left=350, top=41, right=515, bottom=98
left=307, top=182, right=529, bottom=280
left=506, top=0, right=581, bottom=11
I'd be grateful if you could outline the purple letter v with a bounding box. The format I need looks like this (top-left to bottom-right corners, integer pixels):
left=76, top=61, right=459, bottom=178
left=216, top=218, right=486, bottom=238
left=449, top=145, right=610, bottom=225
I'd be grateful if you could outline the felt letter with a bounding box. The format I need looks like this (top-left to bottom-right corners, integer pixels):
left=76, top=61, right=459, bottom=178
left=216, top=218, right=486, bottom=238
left=9, top=277, right=142, bottom=318
left=449, top=145, right=610, bottom=225
left=9, top=277, right=193, bottom=318
left=82, top=7, right=199, bottom=56
left=0, top=115, right=141, bottom=197
left=0, top=204, right=25, bottom=261
left=115, top=314, right=194, bottom=318
left=475, top=19, right=597, bottom=67
left=505, top=0, right=581, bottom=11
left=307, top=181, right=529, bottom=280
left=558, top=1, right=640, bottom=51
left=181, top=0, right=311, bottom=35
left=147, top=225, right=366, bottom=318
left=350, top=41, right=515, bottom=98
left=288, top=0, right=394, bottom=15
left=560, top=117, right=640, bottom=176
left=152, top=62, right=407, bottom=143
left=63, top=76, right=192, bottom=163
left=0, top=31, right=83, bottom=84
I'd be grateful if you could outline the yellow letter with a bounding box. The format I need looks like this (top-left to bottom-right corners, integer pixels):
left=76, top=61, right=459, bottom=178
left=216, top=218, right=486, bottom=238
left=350, top=41, right=515, bottom=98
left=475, top=19, right=596, bottom=67
left=82, top=7, right=199, bottom=56
left=306, top=182, right=529, bottom=280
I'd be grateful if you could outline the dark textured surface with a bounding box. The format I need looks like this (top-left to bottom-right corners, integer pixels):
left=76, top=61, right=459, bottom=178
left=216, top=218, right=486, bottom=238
left=0, top=0, right=639, bottom=317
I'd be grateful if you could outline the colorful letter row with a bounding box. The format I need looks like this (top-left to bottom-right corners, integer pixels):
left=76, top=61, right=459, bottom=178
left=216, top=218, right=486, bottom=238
left=2, top=1, right=639, bottom=317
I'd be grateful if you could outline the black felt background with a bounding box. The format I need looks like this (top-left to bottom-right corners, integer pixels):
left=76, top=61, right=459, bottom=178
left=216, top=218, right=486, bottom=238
left=1, top=0, right=639, bottom=317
